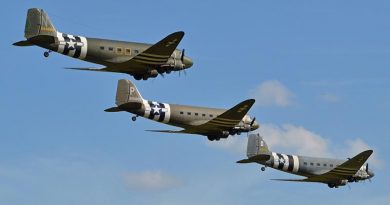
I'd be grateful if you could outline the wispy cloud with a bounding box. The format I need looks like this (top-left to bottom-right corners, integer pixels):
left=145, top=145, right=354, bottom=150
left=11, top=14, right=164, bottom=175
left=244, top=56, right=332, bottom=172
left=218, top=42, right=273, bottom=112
left=250, top=80, right=294, bottom=107
left=123, top=170, right=183, bottom=191
left=319, top=93, right=341, bottom=103
left=207, top=124, right=383, bottom=168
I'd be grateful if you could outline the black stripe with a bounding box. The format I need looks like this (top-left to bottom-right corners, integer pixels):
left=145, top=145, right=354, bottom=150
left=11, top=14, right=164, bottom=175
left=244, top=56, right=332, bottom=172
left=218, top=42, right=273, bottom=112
left=277, top=153, right=284, bottom=169
left=287, top=155, right=294, bottom=172
left=62, top=33, right=70, bottom=55
left=73, top=36, right=82, bottom=58
left=148, top=101, right=155, bottom=119
left=270, top=154, right=274, bottom=167
left=158, top=103, right=165, bottom=122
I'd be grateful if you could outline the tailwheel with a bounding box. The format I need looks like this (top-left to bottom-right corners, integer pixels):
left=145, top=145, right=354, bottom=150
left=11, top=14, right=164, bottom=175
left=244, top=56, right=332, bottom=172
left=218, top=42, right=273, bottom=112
left=44, top=51, right=51, bottom=58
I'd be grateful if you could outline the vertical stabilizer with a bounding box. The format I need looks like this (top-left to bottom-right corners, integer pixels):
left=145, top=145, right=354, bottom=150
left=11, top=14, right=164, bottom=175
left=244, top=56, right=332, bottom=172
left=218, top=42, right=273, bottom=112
left=247, top=133, right=270, bottom=158
left=24, top=8, right=57, bottom=39
left=116, top=79, right=144, bottom=106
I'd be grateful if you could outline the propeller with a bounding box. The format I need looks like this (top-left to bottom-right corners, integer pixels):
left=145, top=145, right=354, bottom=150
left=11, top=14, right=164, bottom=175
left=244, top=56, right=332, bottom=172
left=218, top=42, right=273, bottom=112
left=250, top=117, right=256, bottom=127
left=181, top=49, right=185, bottom=62
left=366, top=163, right=368, bottom=172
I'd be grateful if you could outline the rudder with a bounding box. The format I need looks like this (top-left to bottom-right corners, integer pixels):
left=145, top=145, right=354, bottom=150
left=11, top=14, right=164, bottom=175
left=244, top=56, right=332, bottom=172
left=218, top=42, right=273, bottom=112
left=247, top=133, right=270, bottom=158
left=24, top=8, right=56, bottom=39
left=116, top=79, right=143, bottom=106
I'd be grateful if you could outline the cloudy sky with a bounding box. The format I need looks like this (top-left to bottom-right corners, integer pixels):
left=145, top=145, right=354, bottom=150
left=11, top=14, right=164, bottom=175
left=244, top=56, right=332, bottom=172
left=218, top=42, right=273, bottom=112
left=1, top=1, right=389, bottom=204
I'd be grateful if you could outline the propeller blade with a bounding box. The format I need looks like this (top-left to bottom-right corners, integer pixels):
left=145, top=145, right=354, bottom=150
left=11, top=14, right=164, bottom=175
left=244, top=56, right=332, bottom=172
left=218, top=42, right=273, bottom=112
left=181, top=49, right=185, bottom=61
left=366, top=163, right=368, bottom=172
left=250, top=117, right=256, bottom=126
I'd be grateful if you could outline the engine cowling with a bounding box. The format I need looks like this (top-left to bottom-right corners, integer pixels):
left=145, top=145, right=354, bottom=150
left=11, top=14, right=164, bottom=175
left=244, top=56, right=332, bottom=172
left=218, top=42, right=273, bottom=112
left=147, top=69, right=159, bottom=78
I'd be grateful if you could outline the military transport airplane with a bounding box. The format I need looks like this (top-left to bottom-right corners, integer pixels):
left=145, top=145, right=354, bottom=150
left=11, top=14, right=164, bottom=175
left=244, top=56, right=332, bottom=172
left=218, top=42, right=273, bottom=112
left=238, top=134, right=374, bottom=188
left=105, top=79, right=260, bottom=141
left=13, top=8, right=193, bottom=80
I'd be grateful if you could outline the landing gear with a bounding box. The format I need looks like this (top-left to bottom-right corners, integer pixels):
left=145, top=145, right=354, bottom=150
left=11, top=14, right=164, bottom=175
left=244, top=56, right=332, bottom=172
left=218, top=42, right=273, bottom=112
left=207, top=136, right=220, bottom=141
left=134, top=75, right=142, bottom=80
left=131, top=116, right=137, bottom=121
left=261, top=167, right=266, bottom=171
left=43, top=50, right=51, bottom=57
left=142, top=75, right=149, bottom=80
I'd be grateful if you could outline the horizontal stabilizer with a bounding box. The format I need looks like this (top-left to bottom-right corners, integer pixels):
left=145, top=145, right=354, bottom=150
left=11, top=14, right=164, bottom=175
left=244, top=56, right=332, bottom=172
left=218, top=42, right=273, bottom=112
left=13, top=40, right=34, bottom=46
left=65, top=67, right=107, bottom=72
left=104, top=107, right=123, bottom=112
left=237, top=154, right=271, bottom=164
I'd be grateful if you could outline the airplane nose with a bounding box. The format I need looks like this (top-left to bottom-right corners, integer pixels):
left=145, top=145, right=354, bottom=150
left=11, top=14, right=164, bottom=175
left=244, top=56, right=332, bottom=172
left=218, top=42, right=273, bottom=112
left=368, top=170, right=375, bottom=178
left=251, top=121, right=260, bottom=130
left=183, top=56, right=193, bottom=68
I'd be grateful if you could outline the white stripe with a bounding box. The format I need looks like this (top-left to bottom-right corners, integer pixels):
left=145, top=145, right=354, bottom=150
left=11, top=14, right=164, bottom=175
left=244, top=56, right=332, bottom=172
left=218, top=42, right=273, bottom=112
left=56, top=32, right=64, bottom=53
left=272, top=152, right=279, bottom=169
left=162, top=103, right=171, bottom=123
left=143, top=100, right=150, bottom=118
left=292, top=155, right=299, bottom=173
left=79, top=36, right=88, bottom=59
left=281, top=154, right=289, bottom=171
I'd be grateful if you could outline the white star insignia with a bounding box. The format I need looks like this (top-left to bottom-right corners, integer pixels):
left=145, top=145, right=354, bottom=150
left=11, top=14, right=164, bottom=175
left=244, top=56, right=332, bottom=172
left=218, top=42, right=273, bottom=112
left=67, top=39, right=76, bottom=50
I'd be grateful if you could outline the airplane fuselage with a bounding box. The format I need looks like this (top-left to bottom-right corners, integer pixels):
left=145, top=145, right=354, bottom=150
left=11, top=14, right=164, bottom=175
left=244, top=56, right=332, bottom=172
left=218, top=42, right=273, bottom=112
left=28, top=32, right=192, bottom=78
left=258, top=152, right=372, bottom=186
left=119, top=99, right=258, bottom=139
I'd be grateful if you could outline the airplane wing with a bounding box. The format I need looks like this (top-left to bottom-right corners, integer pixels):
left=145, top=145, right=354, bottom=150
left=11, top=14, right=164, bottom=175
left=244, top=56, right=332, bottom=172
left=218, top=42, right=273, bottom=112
left=272, top=150, right=373, bottom=183
left=66, top=31, right=185, bottom=74
left=113, top=31, right=185, bottom=73
left=147, top=99, right=256, bottom=136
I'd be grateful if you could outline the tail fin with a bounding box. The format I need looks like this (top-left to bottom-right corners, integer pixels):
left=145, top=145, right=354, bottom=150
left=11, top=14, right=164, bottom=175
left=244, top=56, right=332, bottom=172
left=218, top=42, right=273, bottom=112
left=247, top=133, right=270, bottom=157
left=237, top=133, right=271, bottom=163
left=24, top=8, right=57, bottom=39
left=115, top=79, right=144, bottom=106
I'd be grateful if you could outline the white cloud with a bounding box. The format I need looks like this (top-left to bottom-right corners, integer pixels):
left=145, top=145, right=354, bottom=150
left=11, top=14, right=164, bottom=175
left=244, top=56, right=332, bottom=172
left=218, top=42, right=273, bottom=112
left=319, top=93, right=340, bottom=103
left=343, top=138, right=384, bottom=168
left=250, top=80, right=294, bottom=107
left=123, top=170, right=183, bottom=191
left=207, top=124, right=383, bottom=169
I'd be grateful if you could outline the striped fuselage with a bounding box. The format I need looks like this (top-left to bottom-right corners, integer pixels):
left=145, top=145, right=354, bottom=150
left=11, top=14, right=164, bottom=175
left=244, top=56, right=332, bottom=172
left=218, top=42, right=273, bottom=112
left=262, top=152, right=351, bottom=178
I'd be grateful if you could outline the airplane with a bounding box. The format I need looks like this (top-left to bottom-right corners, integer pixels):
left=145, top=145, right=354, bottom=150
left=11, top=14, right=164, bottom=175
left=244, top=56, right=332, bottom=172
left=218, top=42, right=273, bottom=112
left=105, top=79, right=260, bottom=141
left=237, top=133, right=374, bottom=188
left=13, top=8, right=193, bottom=80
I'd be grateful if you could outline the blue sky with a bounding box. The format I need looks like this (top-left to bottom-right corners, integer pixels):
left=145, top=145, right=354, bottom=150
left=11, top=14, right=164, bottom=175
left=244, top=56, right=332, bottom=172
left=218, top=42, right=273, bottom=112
left=1, top=0, right=390, bottom=204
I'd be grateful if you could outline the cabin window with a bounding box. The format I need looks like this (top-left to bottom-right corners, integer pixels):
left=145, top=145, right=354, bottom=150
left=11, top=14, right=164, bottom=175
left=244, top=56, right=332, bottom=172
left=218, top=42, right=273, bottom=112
left=310, top=163, right=314, bottom=166
left=180, top=111, right=183, bottom=114
left=317, top=163, right=321, bottom=166
left=134, top=49, right=139, bottom=54
left=187, top=112, right=191, bottom=115
left=116, top=47, right=123, bottom=54
left=100, top=46, right=104, bottom=50
left=303, top=162, right=307, bottom=165
left=125, top=48, right=131, bottom=55
left=323, top=164, right=327, bottom=167
left=330, top=164, right=334, bottom=167
left=202, top=114, right=206, bottom=117
left=209, top=114, right=213, bottom=117
left=195, top=113, right=198, bottom=116
left=108, top=47, right=114, bottom=51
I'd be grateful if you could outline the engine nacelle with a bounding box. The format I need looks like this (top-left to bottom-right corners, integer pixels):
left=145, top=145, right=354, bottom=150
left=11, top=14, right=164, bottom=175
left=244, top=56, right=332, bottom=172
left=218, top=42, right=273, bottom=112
left=166, top=58, right=184, bottom=71
left=148, top=69, right=159, bottom=78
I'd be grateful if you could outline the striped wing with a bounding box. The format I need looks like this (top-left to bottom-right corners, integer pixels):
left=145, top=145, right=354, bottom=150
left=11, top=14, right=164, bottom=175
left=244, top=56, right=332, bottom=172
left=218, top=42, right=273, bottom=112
left=116, top=31, right=184, bottom=71
left=147, top=99, right=255, bottom=135
left=272, top=150, right=373, bottom=183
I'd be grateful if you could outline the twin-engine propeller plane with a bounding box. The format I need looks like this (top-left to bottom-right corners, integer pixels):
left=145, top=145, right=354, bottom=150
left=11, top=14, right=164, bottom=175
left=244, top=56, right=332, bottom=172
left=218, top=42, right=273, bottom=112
left=238, top=134, right=374, bottom=188
left=13, top=8, right=193, bottom=80
left=105, top=79, right=260, bottom=141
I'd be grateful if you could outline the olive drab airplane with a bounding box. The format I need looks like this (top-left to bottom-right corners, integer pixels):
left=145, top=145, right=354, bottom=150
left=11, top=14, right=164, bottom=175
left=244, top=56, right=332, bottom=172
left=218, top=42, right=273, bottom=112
left=13, top=8, right=193, bottom=80
left=105, top=79, right=260, bottom=141
left=238, top=134, right=374, bottom=188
